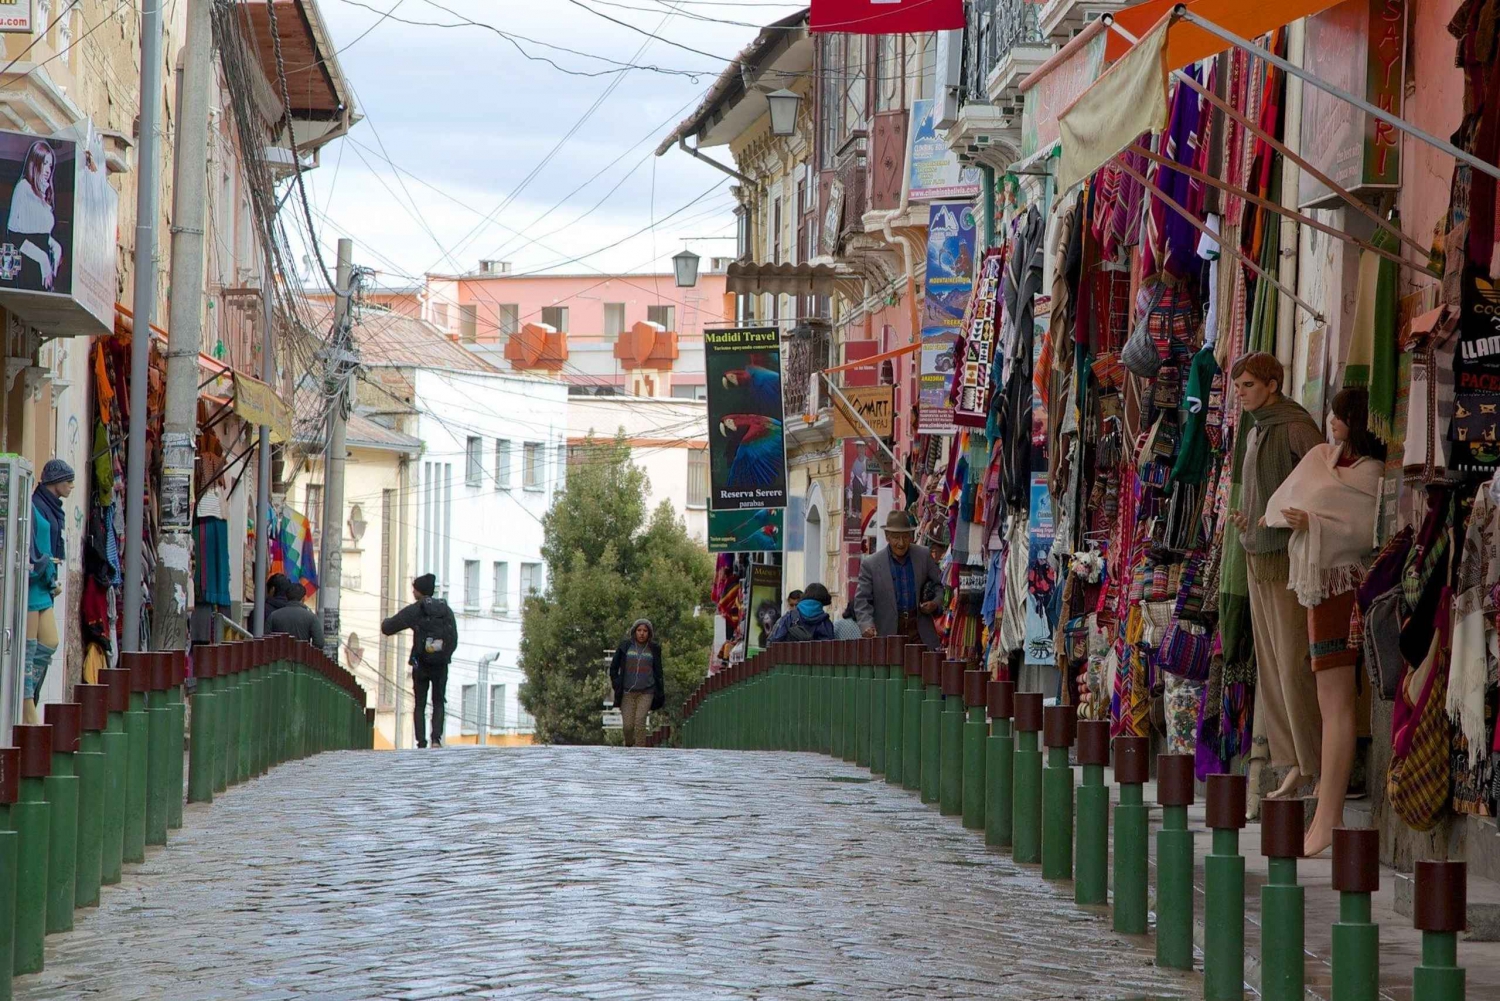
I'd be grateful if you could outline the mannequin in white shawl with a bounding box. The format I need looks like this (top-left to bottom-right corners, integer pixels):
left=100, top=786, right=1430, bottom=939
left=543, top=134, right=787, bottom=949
left=1263, top=389, right=1384, bottom=856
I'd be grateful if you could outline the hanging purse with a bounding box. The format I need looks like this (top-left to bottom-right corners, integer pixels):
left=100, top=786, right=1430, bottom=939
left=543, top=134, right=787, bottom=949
left=1386, top=589, right=1454, bottom=832
left=1121, top=283, right=1169, bottom=378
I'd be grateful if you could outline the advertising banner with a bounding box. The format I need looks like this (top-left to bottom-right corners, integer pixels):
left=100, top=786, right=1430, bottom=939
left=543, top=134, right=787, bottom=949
left=705, top=326, right=787, bottom=511
left=746, top=562, right=783, bottom=656
left=708, top=508, right=784, bottom=553
left=831, top=384, right=894, bottom=439
left=919, top=202, right=977, bottom=434
left=908, top=99, right=981, bottom=201
left=842, top=438, right=878, bottom=543
left=1023, top=475, right=1057, bottom=666
left=0, top=0, right=28, bottom=33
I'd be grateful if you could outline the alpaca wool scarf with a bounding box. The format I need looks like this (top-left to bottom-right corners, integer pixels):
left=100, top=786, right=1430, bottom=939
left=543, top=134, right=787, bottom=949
left=1264, top=444, right=1383, bottom=607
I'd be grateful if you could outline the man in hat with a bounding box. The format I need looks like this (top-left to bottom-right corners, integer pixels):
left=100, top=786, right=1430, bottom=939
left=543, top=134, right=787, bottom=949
left=854, top=510, right=944, bottom=651
left=381, top=573, right=459, bottom=748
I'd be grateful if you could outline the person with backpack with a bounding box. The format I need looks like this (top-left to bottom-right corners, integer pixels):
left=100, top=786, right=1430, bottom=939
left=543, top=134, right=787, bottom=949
left=609, top=619, right=665, bottom=747
left=769, top=582, right=836, bottom=643
left=381, top=573, right=459, bottom=748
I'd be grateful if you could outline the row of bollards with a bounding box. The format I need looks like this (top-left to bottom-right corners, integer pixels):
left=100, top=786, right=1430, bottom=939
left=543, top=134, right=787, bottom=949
left=675, top=638, right=1473, bottom=1000
left=0, top=636, right=373, bottom=1000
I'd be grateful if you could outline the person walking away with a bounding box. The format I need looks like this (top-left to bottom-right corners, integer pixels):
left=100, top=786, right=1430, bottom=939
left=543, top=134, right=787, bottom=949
left=381, top=573, right=458, bottom=748
left=267, top=582, right=324, bottom=647
left=264, top=573, right=294, bottom=617
left=610, top=619, right=664, bottom=747
left=833, top=603, right=863, bottom=641
left=854, top=510, right=944, bottom=650
left=769, top=582, right=836, bottom=643
left=24, top=459, right=72, bottom=723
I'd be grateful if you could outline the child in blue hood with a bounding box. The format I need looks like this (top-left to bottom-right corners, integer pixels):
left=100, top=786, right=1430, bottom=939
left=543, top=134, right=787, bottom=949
left=769, top=582, right=836, bottom=643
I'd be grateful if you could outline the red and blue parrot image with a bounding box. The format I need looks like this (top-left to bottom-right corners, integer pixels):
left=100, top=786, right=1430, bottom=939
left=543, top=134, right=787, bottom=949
left=720, top=353, right=782, bottom=411
left=717, top=507, right=780, bottom=550
left=718, top=413, right=783, bottom=490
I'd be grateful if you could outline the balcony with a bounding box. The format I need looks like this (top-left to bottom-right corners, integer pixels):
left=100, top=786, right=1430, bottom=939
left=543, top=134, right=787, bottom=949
left=983, top=1, right=1053, bottom=110
left=207, top=287, right=266, bottom=377
left=1036, top=0, right=1127, bottom=45
left=783, top=322, right=834, bottom=449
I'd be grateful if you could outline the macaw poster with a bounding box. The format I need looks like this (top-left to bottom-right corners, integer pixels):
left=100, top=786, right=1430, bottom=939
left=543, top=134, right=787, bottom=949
left=919, top=201, right=977, bottom=434
left=707, top=507, right=784, bottom=553
left=705, top=325, right=787, bottom=511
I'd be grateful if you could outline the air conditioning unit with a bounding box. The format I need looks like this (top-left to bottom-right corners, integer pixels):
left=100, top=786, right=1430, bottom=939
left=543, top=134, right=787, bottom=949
left=477, top=260, right=512, bottom=275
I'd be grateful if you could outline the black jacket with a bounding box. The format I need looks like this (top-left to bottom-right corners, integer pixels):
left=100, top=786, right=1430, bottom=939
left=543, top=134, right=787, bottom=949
left=609, top=638, right=664, bottom=710
left=382, top=597, right=458, bottom=669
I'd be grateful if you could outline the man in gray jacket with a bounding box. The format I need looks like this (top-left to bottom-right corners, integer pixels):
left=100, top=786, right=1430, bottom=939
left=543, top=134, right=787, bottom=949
left=853, top=510, right=944, bottom=651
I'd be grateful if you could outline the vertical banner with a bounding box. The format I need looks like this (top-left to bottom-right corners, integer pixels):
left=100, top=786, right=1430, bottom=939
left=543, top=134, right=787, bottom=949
left=842, top=438, right=878, bottom=543
left=919, top=202, right=976, bottom=434
left=1023, top=475, right=1057, bottom=666
left=746, top=562, right=783, bottom=656
left=908, top=99, right=982, bottom=201
left=705, top=326, right=787, bottom=510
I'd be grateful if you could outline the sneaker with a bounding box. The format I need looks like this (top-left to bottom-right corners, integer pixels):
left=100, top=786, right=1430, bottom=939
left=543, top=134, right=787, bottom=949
left=416, top=742, right=428, bottom=749
left=431, top=738, right=443, bottom=748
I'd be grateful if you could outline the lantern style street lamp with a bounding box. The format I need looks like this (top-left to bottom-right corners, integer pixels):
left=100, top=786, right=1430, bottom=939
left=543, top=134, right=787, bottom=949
left=766, top=88, right=801, bottom=137
left=673, top=248, right=701, bottom=288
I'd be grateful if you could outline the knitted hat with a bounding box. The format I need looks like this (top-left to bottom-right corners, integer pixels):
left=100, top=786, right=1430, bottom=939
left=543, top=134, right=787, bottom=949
left=40, top=459, right=75, bottom=486
left=413, top=573, right=437, bottom=596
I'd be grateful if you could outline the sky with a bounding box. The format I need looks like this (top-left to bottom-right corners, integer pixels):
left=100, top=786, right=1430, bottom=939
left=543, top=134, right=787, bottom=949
left=299, top=0, right=801, bottom=286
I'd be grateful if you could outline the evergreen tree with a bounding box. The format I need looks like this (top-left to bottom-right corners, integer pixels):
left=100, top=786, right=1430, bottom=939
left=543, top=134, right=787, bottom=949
left=519, top=434, right=713, bottom=743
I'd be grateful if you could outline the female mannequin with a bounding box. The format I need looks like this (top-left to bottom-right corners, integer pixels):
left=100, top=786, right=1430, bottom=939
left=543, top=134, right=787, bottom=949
left=1264, top=389, right=1383, bottom=856
left=24, top=459, right=73, bottom=722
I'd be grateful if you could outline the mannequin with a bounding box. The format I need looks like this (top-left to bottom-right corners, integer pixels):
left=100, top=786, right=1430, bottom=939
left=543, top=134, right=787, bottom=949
left=1264, top=389, right=1383, bottom=856
left=1226, top=353, right=1325, bottom=800
left=24, top=458, right=73, bottom=723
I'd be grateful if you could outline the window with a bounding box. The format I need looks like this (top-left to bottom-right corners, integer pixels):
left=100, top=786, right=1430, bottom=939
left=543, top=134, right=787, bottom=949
left=460, top=684, right=477, bottom=735
left=432, top=302, right=450, bottom=329
left=489, top=684, right=507, bottom=732
left=688, top=448, right=708, bottom=508
left=463, top=559, right=480, bottom=611
left=772, top=197, right=783, bottom=265
left=459, top=304, right=478, bottom=343
left=672, top=384, right=706, bottom=401
left=465, top=436, right=483, bottom=486
left=736, top=207, right=750, bottom=260
left=603, top=303, right=626, bottom=341
left=494, top=439, right=511, bottom=489
left=556, top=444, right=567, bottom=492
left=523, top=442, right=544, bottom=490
left=875, top=34, right=903, bottom=111
left=541, top=306, right=568, bottom=332
left=305, top=484, right=323, bottom=547
left=492, top=562, right=509, bottom=613
left=647, top=304, right=675, bottom=331
left=495, top=303, right=519, bottom=338
left=521, top=562, right=543, bottom=597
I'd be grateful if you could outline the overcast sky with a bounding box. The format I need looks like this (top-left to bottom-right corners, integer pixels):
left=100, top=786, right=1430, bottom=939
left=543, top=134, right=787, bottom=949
left=301, top=0, right=796, bottom=285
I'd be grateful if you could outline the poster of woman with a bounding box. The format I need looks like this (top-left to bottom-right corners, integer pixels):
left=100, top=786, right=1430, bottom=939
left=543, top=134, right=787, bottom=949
left=0, top=134, right=75, bottom=295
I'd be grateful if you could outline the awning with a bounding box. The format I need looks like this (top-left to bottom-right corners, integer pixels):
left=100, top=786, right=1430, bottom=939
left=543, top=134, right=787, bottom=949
left=726, top=261, right=864, bottom=301
left=1105, top=0, right=1345, bottom=68
left=232, top=372, right=292, bottom=443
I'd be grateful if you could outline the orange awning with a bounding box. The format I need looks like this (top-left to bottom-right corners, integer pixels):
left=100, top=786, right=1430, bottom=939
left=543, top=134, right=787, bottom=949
left=1105, top=0, right=1345, bottom=69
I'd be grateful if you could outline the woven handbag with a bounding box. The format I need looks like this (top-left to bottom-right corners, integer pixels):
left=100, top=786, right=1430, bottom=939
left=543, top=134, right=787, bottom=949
left=1387, top=589, right=1453, bottom=832
left=1122, top=285, right=1168, bottom=378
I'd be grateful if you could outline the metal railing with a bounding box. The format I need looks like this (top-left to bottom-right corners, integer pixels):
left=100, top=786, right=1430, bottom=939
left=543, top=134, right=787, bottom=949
left=963, top=0, right=1047, bottom=105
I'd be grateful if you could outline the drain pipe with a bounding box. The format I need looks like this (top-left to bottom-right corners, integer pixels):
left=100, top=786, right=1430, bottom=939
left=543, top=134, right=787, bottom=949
left=677, top=135, right=758, bottom=189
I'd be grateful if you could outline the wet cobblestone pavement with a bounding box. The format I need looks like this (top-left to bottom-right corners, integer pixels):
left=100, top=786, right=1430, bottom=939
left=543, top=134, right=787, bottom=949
left=17, top=747, right=1199, bottom=1000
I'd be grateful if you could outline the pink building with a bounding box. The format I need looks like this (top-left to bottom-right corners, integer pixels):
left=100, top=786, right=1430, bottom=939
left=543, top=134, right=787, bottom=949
left=421, top=261, right=733, bottom=399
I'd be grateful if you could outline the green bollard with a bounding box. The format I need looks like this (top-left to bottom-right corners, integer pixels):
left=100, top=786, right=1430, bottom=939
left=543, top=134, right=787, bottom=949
left=238, top=644, right=255, bottom=780
left=1331, top=827, right=1380, bottom=1001
left=938, top=660, right=965, bottom=817
left=961, top=668, right=988, bottom=830
left=842, top=643, right=858, bottom=764
left=0, top=756, right=15, bottom=1001
left=12, top=725, right=52, bottom=976
left=1112, top=735, right=1150, bottom=935
left=985, top=680, right=1015, bottom=849
left=1156, top=753, right=1196, bottom=970
left=222, top=645, right=243, bottom=785
left=1203, top=774, right=1248, bottom=1000
left=42, top=703, right=81, bottom=933
left=853, top=641, right=871, bottom=767
left=885, top=639, right=905, bottom=786
left=187, top=645, right=219, bottom=804
left=98, top=668, right=131, bottom=885
left=145, top=654, right=174, bottom=846
left=1041, top=704, right=1076, bottom=881
left=869, top=639, right=888, bottom=776
left=1260, top=798, right=1306, bottom=1001
left=1074, top=720, right=1111, bottom=905
left=72, top=685, right=111, bottom=909
left=829, top=644, right=846, bottom=759
left=167, top=652, right=186, bottom=829
left=122, top=655, right=151, bottom=863
left=797, top=643, right=813, bottom=752
left=1011, top=693, right=1044, bottom=864
left=1412, top=859, right=1467, bottom=1001
left=919, top=652, right=942, bottom=805
left=901, top=644, right=923, bottom=792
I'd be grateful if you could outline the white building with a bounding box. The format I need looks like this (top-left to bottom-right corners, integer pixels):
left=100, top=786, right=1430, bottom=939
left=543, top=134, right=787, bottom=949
left=566, top=395, right=709, bottom=543
left=412, top=367, right=569, bottom=744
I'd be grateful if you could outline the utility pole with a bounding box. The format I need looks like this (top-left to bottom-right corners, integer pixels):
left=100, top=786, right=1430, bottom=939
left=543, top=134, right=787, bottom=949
left=151, top=0, right=213, bottom=652
left=317, top=238, right=355, bottom=663
left=122, top=0, right=166, bottom=652
left=252, top=254, right=274, bottom=637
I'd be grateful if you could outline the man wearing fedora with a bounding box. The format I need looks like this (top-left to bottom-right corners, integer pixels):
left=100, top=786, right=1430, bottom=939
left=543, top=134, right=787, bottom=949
left=854, top=510, right=944, bottom=651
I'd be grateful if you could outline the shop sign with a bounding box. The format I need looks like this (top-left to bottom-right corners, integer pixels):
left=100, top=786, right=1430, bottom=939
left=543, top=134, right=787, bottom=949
left=707, top=508, right=784, bottom=554
left=1019, top=23, right=1108, bottom=161
left=1298, top=0, right=1407, bottom=209
left=0, top=0, right=28, bottom=33
left=919, top=202, right=977, bottom=434
left=0, top=122, right=119, bottom=336
left=832, top=384, right=894, bottom=439
left=908, top=98, right=981, bottom=202
left=233, top=372, right=294, bottom=443
left=705, top=326, right=788, bottom=511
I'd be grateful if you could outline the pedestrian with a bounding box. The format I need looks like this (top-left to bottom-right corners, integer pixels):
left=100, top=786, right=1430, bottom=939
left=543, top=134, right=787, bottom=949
left=609, top=619, right=664, bottom=747
left=833, top=603, right=863, bottom=641
left=381, top=573, right=458, bottom=748
left=853, top=510, right=944, bottom=650
left=769, top=582, right=836, bottom=643
left=264, top=573, right=294, bottom=616
left=267, top=582, right=324, bottom=647
left=784, top=589, right=803, bottom=614
left=24, top=458, right=72, bottom=723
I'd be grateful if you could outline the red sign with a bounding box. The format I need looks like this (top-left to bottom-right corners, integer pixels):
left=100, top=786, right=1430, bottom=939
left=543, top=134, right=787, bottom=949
left=809, top=0, right=964, bottom=35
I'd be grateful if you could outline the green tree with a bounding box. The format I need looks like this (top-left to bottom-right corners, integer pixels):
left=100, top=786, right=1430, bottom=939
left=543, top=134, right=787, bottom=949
left=519, top=434, right=714, bottom=743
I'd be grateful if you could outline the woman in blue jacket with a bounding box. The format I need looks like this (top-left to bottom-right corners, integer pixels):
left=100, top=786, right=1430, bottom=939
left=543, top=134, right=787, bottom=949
left=25, top=459, right=73, bottom=722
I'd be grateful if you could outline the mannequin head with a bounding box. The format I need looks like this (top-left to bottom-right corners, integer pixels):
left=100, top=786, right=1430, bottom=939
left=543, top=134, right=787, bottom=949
left=1230, top=352, right=1283, bottom=412
left=39, top=458, right=74, bottom=499
left=1329, top=387, right=1386, bottom=461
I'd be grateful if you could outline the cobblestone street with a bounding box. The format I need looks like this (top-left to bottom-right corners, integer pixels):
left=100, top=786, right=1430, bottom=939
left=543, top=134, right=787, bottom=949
left=16, top=747, right=1197, bottom=1000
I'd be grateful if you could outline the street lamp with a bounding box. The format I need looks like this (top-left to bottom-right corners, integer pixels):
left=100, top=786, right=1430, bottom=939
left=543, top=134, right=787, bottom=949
left=766, top=88, right=801, bottom=137
left=673, top=248, right=701, bottom=288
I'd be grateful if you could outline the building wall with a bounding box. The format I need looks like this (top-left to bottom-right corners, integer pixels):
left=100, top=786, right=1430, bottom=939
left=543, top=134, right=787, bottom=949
left=413, top=368, right=568, bottom=742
